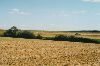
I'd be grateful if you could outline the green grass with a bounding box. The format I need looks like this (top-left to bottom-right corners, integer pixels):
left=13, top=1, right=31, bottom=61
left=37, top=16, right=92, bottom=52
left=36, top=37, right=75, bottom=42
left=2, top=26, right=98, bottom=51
left=0, top=30, right=5, bottom=36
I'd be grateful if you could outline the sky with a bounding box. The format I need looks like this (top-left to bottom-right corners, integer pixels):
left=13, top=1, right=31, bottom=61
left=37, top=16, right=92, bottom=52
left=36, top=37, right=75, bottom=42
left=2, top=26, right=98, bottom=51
left=0, top=0, right=100, bottom=31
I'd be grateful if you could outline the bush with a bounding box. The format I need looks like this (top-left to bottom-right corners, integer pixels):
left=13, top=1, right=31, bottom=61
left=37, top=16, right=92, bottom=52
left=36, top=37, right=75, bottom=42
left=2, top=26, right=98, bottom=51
left=43, top=37, right=54, bottom=40
left=54, top=35, right=68, bottom=41
left=16, top=30, right=36, bottom=39
left=36, top=34, right=42, bottom=39
left=16, top=30, right=23, bottom=38
left=75, top=33, right=81, bottom=35
left=53, top=35, right=100, bottom=44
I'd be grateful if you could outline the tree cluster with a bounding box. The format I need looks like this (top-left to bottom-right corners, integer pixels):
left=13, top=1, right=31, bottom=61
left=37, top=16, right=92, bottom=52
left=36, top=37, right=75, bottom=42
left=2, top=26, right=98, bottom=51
left=4, top=26, right=42, bottom=39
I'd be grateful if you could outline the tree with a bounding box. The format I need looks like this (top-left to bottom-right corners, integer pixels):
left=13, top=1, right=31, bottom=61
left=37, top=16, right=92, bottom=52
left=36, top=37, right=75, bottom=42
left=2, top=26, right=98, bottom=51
left=4, top=26, right=18, bottom=37
left=17, top=30, right=36, bottom=39
left=3, top=26, right=39, bottom=39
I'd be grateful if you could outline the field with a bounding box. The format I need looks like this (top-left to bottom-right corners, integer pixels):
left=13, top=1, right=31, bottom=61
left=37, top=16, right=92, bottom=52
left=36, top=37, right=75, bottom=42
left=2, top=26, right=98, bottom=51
left=33, top=31, right=100, bottom=39
left=0, top=36, right=100, bottom=66
left=1, top=30, right=100, bottom=39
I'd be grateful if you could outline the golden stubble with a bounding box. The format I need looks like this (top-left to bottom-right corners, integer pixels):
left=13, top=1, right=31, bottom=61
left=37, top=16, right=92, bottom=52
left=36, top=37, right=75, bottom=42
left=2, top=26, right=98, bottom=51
left=0, top=37, right=100, bottom=66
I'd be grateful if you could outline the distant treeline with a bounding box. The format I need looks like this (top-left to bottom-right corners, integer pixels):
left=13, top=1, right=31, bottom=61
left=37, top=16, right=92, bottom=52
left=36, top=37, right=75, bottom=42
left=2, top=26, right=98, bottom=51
left=52, top=30, right=100, bottom=33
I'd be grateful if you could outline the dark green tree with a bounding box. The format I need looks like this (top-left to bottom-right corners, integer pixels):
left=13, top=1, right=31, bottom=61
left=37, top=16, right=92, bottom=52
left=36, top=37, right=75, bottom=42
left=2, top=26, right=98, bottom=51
left=17, top=30, right=36, bottom=39
left=4, top=26, right=18, bottom=37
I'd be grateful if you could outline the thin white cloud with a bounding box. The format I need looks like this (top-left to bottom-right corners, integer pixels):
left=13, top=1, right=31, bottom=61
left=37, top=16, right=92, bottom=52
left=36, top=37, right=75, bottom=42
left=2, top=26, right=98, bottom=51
left=11, top=8, right=19, bottom=12
left=52, top=11, right=69, bottom=17
left=52, top=10, right=87, bottom=17
left=8, top=8, right=32, bottom=15
left=82, top=0, right=100, bottom=3
left=52, top=13, right=69, bottom=17
left=72, top=10, right=88, bottom=14
left=60, top=11, right=69, bottom=16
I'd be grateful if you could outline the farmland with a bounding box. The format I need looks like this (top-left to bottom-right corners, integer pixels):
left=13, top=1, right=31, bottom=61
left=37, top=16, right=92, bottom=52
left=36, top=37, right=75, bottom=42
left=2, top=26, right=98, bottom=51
left=1, top=29, right=100, bottom=39
left=26, top=30, right=100, bottom=39
left=0, top=36, right=100, bottom=66
left=1, top=0, right=100, bottom=66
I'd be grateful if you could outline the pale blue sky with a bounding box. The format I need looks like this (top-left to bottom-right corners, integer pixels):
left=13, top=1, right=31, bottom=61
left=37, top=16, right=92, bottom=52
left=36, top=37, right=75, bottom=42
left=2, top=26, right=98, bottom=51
left=0, top=0, right=100, bottom=31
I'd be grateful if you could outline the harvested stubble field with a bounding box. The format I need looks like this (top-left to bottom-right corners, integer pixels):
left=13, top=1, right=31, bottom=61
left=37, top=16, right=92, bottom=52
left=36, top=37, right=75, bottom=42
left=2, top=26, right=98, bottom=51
left=0, top=37, right=100, bottom=66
